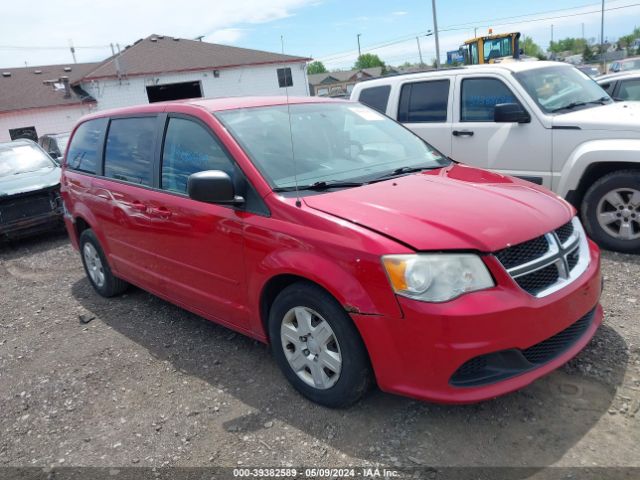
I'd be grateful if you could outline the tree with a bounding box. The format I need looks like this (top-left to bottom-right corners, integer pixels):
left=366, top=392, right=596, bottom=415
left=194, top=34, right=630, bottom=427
left=521, top=37, right=545, bottom=60
left=582, top=44, right=596, bottom=63
left=354, top=53, right=385, bottom=70
left=307, top=61, right=327, bottom=75
left=549, top=37, right=586, bottom=54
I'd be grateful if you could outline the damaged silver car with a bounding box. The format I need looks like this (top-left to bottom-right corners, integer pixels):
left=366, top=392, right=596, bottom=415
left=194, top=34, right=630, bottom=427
left=0, top=139, right=63, bottom=240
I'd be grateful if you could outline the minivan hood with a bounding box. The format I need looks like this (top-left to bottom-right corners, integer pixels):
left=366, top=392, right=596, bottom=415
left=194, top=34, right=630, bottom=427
left=304, top=165, right=574, bottom=252
left=553, top=102, right=640, bottom=132
left=0, top=166, right=61, bottom=197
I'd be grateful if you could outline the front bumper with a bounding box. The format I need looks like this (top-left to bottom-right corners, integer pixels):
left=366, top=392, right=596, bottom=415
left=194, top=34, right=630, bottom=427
left=0, top=210, right=63, bottom=239
left=352, top=240, right=602, bottom=404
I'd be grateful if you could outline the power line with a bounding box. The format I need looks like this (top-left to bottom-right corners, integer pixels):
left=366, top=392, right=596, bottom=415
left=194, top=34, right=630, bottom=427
left=317, top=1, right=640, bottom=64
left=0, top=44, right=111, bottom=50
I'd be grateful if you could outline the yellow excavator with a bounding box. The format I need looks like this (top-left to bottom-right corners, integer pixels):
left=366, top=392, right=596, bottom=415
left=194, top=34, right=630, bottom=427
left=461, top=31, right=522, bottom=65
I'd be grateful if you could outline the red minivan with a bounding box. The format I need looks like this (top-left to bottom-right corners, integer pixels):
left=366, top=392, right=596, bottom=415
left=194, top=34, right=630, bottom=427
left=61, top=97, right=603, bottom=407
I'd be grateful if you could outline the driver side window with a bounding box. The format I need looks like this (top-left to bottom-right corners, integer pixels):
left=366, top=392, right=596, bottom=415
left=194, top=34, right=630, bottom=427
left=161, top=117, right=235, bottom=194
left=461, top=78, right=520, bottom=122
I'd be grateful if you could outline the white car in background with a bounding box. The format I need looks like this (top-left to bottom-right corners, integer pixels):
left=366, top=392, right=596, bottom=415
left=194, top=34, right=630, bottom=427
left=597, top=71, right=640, bottom=102
left=351, top=61, right=640, bottom=253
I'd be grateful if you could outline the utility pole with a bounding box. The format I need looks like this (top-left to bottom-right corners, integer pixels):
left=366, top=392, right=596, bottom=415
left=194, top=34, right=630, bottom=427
left=581, top=22, right=585, bottom=40
left=357, top=33, right=362, bottom=58
left=431, top=0, right=441, bottom=68
left=601, top=0, right=606, bottom=72
left=551, top=24, right=554, bottom=44
left=68, top=39, right=77, bottom=64
left=416, top=36, right=424, bottom=66
left=474, top=27, right=477, bottom=38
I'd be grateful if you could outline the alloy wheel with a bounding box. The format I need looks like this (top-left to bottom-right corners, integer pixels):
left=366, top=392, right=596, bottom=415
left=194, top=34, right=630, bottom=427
left=596, top=188, right=640, bottom=240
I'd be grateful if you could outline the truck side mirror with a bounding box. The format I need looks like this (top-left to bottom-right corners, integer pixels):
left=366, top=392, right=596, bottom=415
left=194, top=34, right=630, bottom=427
left=494, top=103, right=531, bottom=123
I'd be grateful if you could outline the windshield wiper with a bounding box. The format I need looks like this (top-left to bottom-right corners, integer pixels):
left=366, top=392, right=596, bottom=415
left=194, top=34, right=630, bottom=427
left=370, top=165, right=437, bottom=182
left=273, top=180, right=365, bottom=192
left=550, top=96, right=610, bottom=113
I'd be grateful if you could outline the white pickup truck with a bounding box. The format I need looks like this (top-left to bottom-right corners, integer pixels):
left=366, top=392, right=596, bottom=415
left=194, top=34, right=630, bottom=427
left=350, top=61, right=640, bottom=253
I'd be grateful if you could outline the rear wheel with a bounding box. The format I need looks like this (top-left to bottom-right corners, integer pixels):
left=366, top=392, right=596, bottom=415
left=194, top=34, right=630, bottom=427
left=268, top=282, right=372, bottom=408
left=79, top=229, right=129, bottom=297
left=581, top=170, right=640, bottom=253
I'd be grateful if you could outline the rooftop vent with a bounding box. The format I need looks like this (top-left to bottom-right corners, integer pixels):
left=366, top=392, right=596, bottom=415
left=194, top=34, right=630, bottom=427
left=2, top=72, right=11, bottom=77
left=63, top=66, right=71, bottom=72
left=150, top=37, right=158, bottom=42
left=34, top=70, right=42, bottom=74
left=173, top=37, right=180, bottom=41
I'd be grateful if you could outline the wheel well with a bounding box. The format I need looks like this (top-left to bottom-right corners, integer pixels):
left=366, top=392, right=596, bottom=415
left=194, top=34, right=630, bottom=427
left=260, top=274, right=331, bottom=341
left=74, top=217, right=91, bottom=242
left=568, top=162, right=640, bottom=208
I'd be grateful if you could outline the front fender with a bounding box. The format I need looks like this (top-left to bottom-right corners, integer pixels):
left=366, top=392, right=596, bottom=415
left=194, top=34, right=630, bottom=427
left=557, top=139, right=640, bottom=197
left=248, top=249, right=404, bottom=338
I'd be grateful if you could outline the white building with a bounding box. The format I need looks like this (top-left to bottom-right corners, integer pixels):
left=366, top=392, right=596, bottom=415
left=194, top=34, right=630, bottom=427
left=0, top=34, right=310, bottom=142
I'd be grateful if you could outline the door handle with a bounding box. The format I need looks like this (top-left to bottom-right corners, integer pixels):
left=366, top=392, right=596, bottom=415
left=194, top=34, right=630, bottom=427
left=148, top=206, right=172, bottom=219
left=452, top=130, right=474, bottom=137
left=130, top=201, right=147, bottom=212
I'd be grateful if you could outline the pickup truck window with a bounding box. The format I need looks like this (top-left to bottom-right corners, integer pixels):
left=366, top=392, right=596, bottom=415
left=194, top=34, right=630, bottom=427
left=358, top=85, right=391, bottom=114
left=398, top=79, right=449, bottom=123
left=461, top=78, right=519, bottom=122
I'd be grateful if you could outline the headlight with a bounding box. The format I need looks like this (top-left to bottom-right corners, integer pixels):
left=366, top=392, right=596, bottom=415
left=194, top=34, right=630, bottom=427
left=382, top=254, right=495, bottom=302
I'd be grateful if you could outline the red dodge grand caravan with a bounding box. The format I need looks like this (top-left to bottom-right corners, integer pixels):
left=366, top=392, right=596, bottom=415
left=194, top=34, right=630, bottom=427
left=61, top=97, right=603, bottom=407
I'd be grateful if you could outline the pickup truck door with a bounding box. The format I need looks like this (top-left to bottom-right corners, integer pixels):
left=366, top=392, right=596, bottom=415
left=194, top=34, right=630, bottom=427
left=450, top=74, right=553, bottom=188
left=395, top=78, right=453, bottom=156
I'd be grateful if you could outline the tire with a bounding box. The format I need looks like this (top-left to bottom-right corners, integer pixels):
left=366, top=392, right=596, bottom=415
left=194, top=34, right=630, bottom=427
left=79, top=229, right=129, bottom=297
left=581, top=170, right=640, bottom=253
left=268, top=282, right=372, bottom=408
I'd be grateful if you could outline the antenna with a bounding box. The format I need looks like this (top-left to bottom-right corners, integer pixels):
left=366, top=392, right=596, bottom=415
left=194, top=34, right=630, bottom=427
left=281, top=35, right=301, bottom=208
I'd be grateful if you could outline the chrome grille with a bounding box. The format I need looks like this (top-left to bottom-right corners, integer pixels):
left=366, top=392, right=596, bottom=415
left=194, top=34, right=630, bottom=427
left=494, top=217, right=590, bottom=298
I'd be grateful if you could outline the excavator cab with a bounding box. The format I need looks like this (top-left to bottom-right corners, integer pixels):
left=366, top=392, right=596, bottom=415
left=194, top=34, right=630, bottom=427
left=461, top=32, right=521, bottom=65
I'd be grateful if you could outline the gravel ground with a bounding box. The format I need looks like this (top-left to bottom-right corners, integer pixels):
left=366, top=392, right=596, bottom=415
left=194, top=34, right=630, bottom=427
left=0, top=231, right=639, bottom=474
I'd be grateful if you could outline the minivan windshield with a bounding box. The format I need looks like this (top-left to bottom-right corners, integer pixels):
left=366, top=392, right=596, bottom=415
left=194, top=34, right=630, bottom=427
left=0, top=142, right=54, bottom=177
left=216, top=103, right=448, bottom=190
left=514, top=66, right=612, bottom=114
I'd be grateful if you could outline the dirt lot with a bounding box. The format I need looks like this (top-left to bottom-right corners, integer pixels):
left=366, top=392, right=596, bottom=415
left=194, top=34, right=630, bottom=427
left=0, top=231, right=639, bottom=476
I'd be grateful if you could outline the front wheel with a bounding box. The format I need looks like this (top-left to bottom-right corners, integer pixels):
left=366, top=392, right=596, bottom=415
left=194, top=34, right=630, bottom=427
left=581, top=170, right=640, bottom=253
left=268, top=282, right=372, bottom=408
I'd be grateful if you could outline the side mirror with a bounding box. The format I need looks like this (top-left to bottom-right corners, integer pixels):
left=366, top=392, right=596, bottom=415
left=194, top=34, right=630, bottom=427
left=187, top=170, right=244, bottom=205
left=494, top=103, right=531, bottom=123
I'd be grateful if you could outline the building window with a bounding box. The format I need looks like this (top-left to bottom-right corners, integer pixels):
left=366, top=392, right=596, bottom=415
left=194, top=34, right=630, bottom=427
left=277, top=68, right=293, bottom=88
left=146, top=81, right=202, bottom=103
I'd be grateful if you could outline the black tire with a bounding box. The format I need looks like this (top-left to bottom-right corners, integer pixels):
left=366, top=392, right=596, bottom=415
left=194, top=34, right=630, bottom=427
left=79, top=229, right=129, bottom=297
left=581, top=169, right=640, bottom=253
left=268, top=282, right=372, bottom=408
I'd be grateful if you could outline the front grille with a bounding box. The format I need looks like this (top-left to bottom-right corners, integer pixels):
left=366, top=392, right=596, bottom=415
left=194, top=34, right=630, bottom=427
left=514, top=263, right=560, bottom=296
left=494, top=217, right=587, bottom=298
left=0, top=192, right=55, bottom=224
left=522, top=312, right=592, bottom=364
left=567, top=247, right=580, bottom=272
left=450, top=308, right=595, bottom=387
left=554, top=221, right=574, bottom=244
left=494, top=235, right=549, bottom=270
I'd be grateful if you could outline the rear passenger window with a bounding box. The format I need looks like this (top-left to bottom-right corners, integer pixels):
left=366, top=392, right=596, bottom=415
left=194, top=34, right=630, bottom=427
left=161, top=117, right=235, bottom=194
left=66, top=118, right=107, bottom=174
left=618, top=79, right=640, bottom=101
left=461, top=78, right=520, bottom=122
left=358, top=86, right=391, bottom=113
left=398, top=80, right=449, bottom=123
left=104, top=117, right=156, bottom=186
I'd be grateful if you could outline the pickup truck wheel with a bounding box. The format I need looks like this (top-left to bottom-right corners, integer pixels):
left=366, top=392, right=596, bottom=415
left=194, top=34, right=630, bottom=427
left=79, top=229, right=129, bottom=297
left=581, top=170, right=640, bottom=253
left=268, top=282, right=372, bottom=408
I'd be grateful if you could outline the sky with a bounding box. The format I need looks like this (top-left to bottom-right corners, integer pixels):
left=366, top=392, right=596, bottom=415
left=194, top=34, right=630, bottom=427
left=1, top=0, right=639, bottom=70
